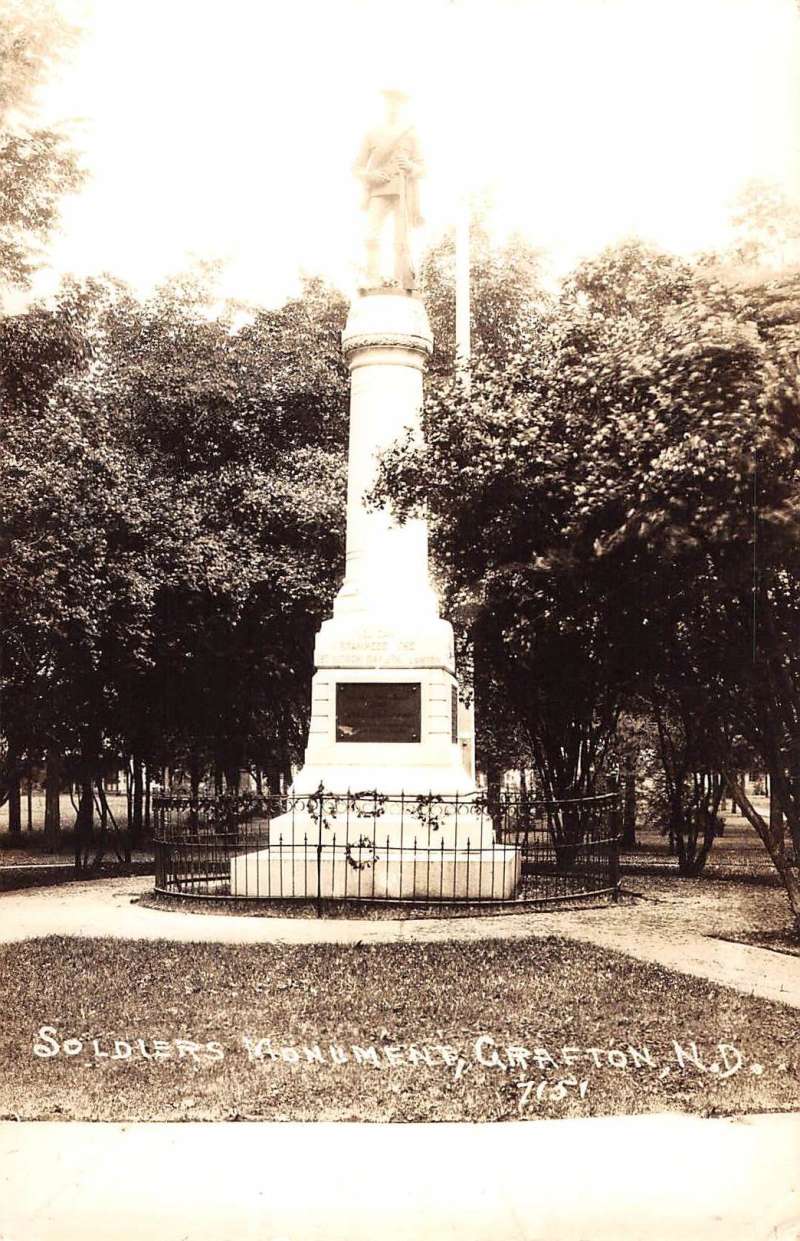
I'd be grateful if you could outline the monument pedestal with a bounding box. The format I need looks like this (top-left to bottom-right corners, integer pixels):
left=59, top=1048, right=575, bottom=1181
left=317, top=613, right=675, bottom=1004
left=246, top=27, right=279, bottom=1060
left=230, top=291, right=519, bottom=900
left=230, top=843, right=520, bottom=902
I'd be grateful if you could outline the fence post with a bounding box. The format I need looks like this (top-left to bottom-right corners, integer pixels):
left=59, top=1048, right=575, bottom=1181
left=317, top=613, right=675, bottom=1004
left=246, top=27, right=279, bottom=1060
left=316, top=793, right=324, bottom=918
left=607, top=779, right=622, bottom=902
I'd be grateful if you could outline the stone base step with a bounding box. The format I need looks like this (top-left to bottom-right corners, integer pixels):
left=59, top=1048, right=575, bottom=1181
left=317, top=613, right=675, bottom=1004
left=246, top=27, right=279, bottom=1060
left=229, top=844, right=521, bottom=902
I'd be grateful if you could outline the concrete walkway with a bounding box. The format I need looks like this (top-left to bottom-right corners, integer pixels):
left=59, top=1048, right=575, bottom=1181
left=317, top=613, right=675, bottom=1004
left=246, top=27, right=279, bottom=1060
left=1, top=875, right=799, bottom=1009
left=557, top=905, right=800, bottom=1009
left=1, top=1113, right=799, bottom=1241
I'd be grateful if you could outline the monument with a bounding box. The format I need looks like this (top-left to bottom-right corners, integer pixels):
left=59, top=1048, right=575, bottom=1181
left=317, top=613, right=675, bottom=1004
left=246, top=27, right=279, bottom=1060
left=353, top=87, right=424, bottom=292
left=230, top=89, right=519, bottom=901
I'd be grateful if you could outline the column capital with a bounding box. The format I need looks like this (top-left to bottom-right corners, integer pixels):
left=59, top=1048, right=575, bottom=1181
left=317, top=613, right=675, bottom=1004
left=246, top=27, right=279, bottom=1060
left=342, top=291, right=433, bottom=365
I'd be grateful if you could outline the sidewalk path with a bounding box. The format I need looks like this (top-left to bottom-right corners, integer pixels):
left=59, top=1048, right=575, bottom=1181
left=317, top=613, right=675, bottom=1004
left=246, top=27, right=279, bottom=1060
left=2, top=1114, right=799, bottom=1241
left=1, top=875, right=799, bottom=1008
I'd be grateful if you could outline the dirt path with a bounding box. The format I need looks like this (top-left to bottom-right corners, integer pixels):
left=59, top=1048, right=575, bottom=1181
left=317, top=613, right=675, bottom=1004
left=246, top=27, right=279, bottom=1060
left=2, top=872, right=798, bottom=1008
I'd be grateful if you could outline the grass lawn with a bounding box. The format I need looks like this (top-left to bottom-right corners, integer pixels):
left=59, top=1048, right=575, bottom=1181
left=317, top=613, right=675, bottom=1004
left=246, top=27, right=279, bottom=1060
left=716, top=929, right=800, bottom=958
left=624, top=805, right=781, bottom=881
left=1, top=936, right=798, bottom=1123
left=0, top=793, right=130, bottom=835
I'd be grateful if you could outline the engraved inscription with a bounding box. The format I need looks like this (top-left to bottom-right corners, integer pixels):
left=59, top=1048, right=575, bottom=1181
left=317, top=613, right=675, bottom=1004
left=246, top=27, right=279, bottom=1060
left=336, top=682, right=421, bottom=743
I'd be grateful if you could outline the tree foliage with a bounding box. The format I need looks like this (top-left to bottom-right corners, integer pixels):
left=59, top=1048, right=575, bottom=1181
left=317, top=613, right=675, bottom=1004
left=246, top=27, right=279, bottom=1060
left=729, top=179, right=800, bottom=268
left=0, top=271, right=349, bottom=858
left=375, top=238, right=800, bottom=925
left=0, top=0, right=83, bottom=287
left=421, top=221, right=546, bottom=378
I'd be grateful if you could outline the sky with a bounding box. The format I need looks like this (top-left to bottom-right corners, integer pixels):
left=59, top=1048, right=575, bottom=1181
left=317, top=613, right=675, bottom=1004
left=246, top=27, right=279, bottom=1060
left=27, top=0, right=800, bottom=307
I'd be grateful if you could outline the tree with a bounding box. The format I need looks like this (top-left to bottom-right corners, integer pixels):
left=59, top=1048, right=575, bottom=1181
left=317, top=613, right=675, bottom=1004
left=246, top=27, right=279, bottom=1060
left=729, top=179, right=800, bottom=269
left=567, top=254, right=800, bottom=917
left=81, top=272, right=349, bottom=801
left=420, top=221, right=546, bottom=378
left=374, top=238, right=800, bottom=926
left=0, top=269, right=349, bottom=862
left=421, top=225, right=559, bottom=806
left=0, top=298, right=88, bottom=836
left=544, top=243, right=800, bottom=914
left=0, top=0, right=83, bottom=288
left=608, top=709, right=657, bottom=851
left=0, top=2, right=84, bottom=835
left=562, top=246, right=800, bottom=917
left=373, top=248, right=676, bottom=805
left=647, top=686, right=725, bottom=876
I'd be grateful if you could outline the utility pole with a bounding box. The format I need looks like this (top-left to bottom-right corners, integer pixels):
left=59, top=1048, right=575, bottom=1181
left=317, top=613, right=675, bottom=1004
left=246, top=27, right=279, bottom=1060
left=452, top=0, right=471, bottom=389
left=455, top=194, right=471, bottom=383
left=451, top=0, right=476, bottom=779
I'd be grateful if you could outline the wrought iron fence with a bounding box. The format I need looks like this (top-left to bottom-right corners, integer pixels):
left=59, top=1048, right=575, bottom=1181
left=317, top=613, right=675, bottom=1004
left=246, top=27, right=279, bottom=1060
left=153, top=789, right=620, bottom=915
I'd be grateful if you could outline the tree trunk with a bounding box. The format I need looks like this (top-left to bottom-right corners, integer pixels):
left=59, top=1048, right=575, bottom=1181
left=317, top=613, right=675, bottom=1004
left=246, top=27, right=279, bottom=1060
left=131, top=755, right=144, bottom=847
left=74, top=776, right=94, bottom=872
left=7, top=770, right=21, bottom=836
left=622, top=762, right=637, bottom=848
left=125, top=760, right=133, bottom=831
left=144, top=766, right=152, bottom=836
left=725, top=770, right=800, bottom=934
left=93, top=777, right=125, bottom=867
left=518, top=768, right=532, bottom=846
left=189, top=754, right=202, bottom=799
left=188, top=754, right=202, bottom=834
left=784, top=867, right=800, bottom=936
left=485, top=760, right=502, bottom=835
left=770, top=786, right=784, bottom=839
left=552, top=803, right=583, bottom=873
left=266, top=763, right=281, bottom=798
left=93, top=776, right=109, bottom=870
left=44, top=747, right=62, bottom=846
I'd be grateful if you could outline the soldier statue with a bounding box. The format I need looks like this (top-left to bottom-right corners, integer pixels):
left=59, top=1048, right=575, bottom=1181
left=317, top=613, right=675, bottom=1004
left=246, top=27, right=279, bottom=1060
left=354, top=88, right=424, bottom=292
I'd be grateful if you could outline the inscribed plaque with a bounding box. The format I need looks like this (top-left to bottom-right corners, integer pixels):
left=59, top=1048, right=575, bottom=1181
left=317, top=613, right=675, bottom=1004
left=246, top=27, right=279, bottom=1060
left=336, top=682, right=421, bottom=743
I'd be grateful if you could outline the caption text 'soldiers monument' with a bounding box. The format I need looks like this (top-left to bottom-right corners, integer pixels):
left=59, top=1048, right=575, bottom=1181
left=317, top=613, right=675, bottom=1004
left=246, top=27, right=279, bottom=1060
left=231, top=90, right=519, bottom=899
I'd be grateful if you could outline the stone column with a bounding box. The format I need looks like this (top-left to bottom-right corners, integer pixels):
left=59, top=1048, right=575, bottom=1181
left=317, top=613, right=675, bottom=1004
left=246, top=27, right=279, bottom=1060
left=333, top=292, right=437, bottom=620
left=230, top=290, right=520, bottom=897
left=291, top=290, right=473, bottom=798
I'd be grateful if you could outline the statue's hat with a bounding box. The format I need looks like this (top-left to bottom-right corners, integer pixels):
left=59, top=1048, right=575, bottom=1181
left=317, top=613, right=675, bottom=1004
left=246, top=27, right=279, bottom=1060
left=381, top=86, right=411, bottom=101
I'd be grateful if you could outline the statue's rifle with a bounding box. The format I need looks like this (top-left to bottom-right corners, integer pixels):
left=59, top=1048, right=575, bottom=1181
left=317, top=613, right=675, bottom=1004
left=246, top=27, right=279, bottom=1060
left=368, top=124, right=413, bottom=172
left=399, top=169, right=416, bottom=289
